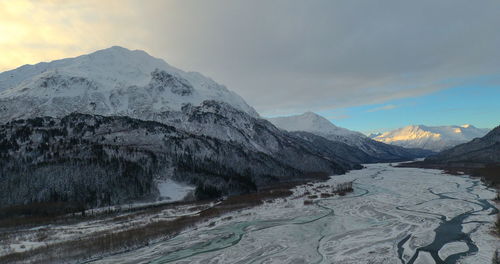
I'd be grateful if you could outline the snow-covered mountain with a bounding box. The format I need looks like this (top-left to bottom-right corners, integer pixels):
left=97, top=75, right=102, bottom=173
left=269, top=112, right=366, bottom=145
left=0, top=46, right=258, bottom=123
left=424, top=125, right=500, bottom=165
left=0, top=112, right=354, bottom=207
left=0, top=47, right=427, bottom=209
left=404, top=125, right=500, bottom=186
left=0, top=47, right=363, bottom=208
left=268, top=112, right=432, bottom=161
left=372, top=125, right=490, bottom=152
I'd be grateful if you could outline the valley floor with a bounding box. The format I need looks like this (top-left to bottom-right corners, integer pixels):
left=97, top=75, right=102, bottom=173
left=2, top=164, right=498, bottom=264
left=94, top=164, right=499, bottom=264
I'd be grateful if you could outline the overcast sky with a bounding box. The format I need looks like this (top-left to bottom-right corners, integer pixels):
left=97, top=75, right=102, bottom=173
left=1, top=0, right=499, bottom=131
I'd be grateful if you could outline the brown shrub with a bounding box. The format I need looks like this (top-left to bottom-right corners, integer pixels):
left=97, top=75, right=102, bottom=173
left=0, top=178, right=300, bottom=263
left=320, top=193, right=333, bottom=198
left=303, top=200, right=314, bottom=205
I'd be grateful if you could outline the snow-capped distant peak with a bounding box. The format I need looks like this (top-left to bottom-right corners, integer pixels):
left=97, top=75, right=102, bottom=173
left=373, top=124, right=490, bottom=151
left=0, top=46, right=259, bottom=122
left=267, top=112, right=432, bottom=160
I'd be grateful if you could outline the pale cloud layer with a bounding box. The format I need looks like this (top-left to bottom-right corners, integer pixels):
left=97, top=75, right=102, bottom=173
left=1, top=0, right=499, bottom=116
left=367, top=104, right=398, bottom=113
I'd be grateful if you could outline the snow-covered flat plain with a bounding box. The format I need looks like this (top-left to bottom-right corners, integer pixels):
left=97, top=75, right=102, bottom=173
left=93, top=163, right=499, bottom=264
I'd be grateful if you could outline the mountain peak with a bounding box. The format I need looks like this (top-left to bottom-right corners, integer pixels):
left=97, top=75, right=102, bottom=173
left=373, top=124, right=490, bottom=151
left=0, top=47, right=259, bottom=122
left=89, top=46, right=153, bottom=59
left=301, top=111, right=319, bottom=117
left=270, top=112, right=337, bottom=132
left=108, top=45, right=129, bottom=50
left=98, top=45, right=130, bottom=53
left=267, top=112, right=365, bottom=139
left=299, top=111, right=333, bottom=122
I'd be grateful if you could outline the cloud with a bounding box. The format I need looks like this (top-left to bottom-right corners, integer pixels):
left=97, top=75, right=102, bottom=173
left=328, top=114, right=350, bottom=120
left=366, top=104, right=398, bottom=113
left=1, top=0, right=500, bottom=116
left=0, top=0, right=149, bottom=71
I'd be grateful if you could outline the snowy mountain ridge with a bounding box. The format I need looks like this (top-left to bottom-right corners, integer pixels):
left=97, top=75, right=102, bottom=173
left=267, top=112, right=432, bottom=160
left=372, top=124, right=490, bottom=151
left=424, top=125, right=500, bottom=164
left=269, top=111, right=365, bottom=138
left=268, top=112, right=367, bottom=147
left=0, top=46, right=258, bottom=123
left=0, top=111, right=354, bottom=207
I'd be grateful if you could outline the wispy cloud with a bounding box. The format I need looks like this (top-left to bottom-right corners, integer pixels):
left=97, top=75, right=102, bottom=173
left=328, top=114, right=350, bottom=120
left=366, top=104, right=398, bottom=112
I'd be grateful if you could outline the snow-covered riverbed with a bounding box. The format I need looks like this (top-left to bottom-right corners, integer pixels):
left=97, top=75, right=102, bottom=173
left=94, top=163, right=499, bottom=264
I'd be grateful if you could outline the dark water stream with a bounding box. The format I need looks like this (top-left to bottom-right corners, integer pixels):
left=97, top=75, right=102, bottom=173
left=145, top=168, right=497, bottom=264
left=91, top=166, right=497, bottom=264
left=148, top=186, right=371, bottom=264
left=398, top=180, right=498, bottom=264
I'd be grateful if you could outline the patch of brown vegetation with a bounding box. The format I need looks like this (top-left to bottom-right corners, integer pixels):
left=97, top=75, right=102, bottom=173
left=0, top=198, right=213, bottom=230
left=303, top=200, right=314, bottom=205
left=0, top=214, right=196, bottom=264
left=495, top=213, right=500, bottom=235
left=398, top=162, right=500, bottom=187
left=0, top=183, right=296, bottom=264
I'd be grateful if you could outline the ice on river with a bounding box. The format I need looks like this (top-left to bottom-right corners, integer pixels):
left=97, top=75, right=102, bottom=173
left=94, top=163, right=499, bottom=264
left=438, top=242, right=469, bottom=260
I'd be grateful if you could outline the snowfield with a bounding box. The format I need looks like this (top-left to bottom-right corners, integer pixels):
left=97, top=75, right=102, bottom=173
left=91, top=164, right=499, bottom=264
left=156, top=179, right=195, bottom=202
left=0, top=46, right=260, bottom=124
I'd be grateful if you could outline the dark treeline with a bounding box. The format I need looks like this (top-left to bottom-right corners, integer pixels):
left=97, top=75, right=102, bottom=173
left=0, top=113, right=334, bottom=216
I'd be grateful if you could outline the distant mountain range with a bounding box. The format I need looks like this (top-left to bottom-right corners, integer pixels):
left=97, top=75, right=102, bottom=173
left=268, top=112, right=432, bottom=161
left=371, top=125, right=490, bottom=151
left=425, top=125, right=500, bottom=165
left=401, top=125, right=500, bottom=186
left=0, top=47, right=430, bottom=209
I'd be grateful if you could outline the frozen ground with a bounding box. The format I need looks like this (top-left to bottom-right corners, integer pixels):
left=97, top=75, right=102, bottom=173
left=0, top=202, right=216, bottom=257
left=92, top=163, right=499, bottom=264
